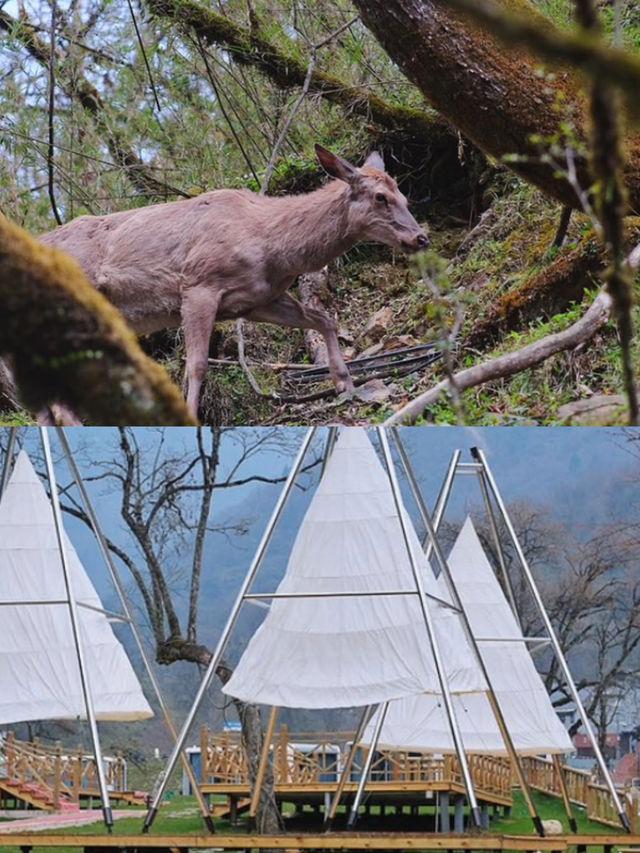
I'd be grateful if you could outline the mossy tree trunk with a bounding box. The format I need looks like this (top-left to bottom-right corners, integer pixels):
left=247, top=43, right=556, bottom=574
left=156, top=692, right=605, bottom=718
left=351, top=0, right=640, bottom=211
left=0, top=217, right=194, bottom=425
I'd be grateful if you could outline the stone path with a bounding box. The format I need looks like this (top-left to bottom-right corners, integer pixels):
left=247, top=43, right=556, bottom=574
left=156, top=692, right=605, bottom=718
left=0, top=809, right=135, bottom=833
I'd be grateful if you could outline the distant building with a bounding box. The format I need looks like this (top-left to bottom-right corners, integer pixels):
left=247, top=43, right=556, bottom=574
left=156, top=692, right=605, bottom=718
left=573, top=732, right=619, bottom=761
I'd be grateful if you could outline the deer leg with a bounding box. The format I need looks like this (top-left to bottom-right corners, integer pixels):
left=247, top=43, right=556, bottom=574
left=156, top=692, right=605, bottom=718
left=36, top=405, right=83, bottom=426
left=181, top=287, right=221, bottom=418
left=246, top=292, right=354, bottom=393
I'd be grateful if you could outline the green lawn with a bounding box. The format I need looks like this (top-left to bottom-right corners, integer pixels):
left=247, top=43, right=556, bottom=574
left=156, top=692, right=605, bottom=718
left=0, top=790, right=631, bottom=853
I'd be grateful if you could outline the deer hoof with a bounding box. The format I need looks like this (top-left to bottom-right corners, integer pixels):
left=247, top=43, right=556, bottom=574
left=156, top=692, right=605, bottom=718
left=335, top=374, right=354, bottom=395
left=335, top=380, right=355, bottom=402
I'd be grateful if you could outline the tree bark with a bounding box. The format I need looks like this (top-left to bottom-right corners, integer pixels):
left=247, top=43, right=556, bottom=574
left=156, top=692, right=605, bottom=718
left=0, top=217, right=194, bottom=424
left=465, top=235, right=607, bottom=349
left=351, top=0, right=640, bottom=212
left=298, top=270, right=331, bottom=368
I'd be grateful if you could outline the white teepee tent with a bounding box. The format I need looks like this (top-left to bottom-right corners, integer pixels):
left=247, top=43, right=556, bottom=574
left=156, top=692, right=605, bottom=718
left=222, top=428, right=486, bottom=709
left=0, top=450, right=153, bottom=724
left=363, top=517, right=573, bottom=755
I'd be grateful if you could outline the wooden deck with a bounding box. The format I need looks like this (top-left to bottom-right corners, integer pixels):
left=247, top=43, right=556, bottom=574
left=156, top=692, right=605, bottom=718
left=199, top=727, right=513, bottom=810
left=197, top=727, right=640, bottom=827
left=0, top=733, right=146, bottom=812
left=0, top=831, right=635, bottom=852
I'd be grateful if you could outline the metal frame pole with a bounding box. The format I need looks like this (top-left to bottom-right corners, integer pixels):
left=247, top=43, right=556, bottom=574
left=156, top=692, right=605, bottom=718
left=142, top=426, right=317, bottom=832
left=377, top=428, right=482, bottom=829
left=40, top=427, right=113, bottom=832
left=474, top=465, right=522, bottom=629
left=423, top=450, right=461, bottom=560
left=346, top=702, right=389, bottom=829
left=0, top=427, right=18, bottom=497
left=471, top=445, right=630, bottom=833
left=55, top=429, right=216, bottom=833
left=324, top=704, right=375, bottom=828
left=393, top=431, right=543, bottom=836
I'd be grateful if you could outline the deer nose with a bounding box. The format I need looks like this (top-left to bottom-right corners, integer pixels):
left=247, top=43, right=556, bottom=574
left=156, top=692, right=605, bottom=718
left=416, top=233, right=430, bottom=249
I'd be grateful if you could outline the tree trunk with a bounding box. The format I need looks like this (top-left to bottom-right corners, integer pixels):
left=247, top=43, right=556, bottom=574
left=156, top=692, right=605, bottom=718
left=351, top=0, right=640, bottom=211
left=215, top=661, right=280, bottom=833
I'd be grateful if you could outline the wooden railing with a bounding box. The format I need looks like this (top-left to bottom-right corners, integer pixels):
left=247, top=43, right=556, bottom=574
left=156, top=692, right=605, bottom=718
left=521, top=755, right=639, bottom=830
left=0, top=731, right=127, bottom=807
left=200, top=727, right=513, bottom=801
left=201, top=727, right=640, bottom=828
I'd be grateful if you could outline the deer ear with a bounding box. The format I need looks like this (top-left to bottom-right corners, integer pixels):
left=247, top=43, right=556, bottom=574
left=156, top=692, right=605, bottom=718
left=363, top=150, right=385, bottom=171
left=315, top=144, right=359, bottom=185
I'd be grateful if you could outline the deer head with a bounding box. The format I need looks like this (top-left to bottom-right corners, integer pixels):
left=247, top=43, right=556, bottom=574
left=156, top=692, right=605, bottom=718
left=315, top=144, right=429, bottom=253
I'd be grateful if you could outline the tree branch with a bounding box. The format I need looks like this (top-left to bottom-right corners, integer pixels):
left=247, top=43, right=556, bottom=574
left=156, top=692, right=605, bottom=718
left=442, top=0, right=640, bottom=104
left=0, top=217, right=194, bottom=425
left=144, top=0, right=449, bottom=145
left=384, top=290, right=613, bottom=425
left=0, top=8, right=188, bottom=200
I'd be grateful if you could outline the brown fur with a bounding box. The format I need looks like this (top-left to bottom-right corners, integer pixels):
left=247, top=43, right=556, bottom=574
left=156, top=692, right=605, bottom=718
left=38, top=146, right=428, bottom=417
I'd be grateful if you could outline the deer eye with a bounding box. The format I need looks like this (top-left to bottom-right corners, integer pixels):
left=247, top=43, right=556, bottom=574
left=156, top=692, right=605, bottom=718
left=375, top=192, right=388, bottom=205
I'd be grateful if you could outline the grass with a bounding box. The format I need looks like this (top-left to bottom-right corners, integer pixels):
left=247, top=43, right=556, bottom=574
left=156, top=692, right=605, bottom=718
left=0, top=788, right=630, bottom=853
left=492, top=790, right=617, bottom=835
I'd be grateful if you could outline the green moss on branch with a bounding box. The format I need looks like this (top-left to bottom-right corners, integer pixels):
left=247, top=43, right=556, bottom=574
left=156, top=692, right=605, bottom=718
left=146, top=0, right=449, bottom=145
left=0, top=217, right=195, bottom=425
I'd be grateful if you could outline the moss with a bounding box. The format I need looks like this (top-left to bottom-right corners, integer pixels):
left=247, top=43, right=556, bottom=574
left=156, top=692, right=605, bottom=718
left=0, top=216, right=195, bottom=425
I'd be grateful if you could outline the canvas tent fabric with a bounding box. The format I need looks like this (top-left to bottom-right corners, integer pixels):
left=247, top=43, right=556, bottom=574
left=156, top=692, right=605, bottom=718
left=364, top=517, right=573, bottom=755
left=0, top=450, right=153, bottom=724
left=223, top=428, right=486, bottom=709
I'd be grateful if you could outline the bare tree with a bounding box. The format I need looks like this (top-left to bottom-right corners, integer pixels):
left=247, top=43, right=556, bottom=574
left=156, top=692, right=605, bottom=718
left=467, top=502, right=640, bottom=747
left=7, top=427, right=320, bottom=831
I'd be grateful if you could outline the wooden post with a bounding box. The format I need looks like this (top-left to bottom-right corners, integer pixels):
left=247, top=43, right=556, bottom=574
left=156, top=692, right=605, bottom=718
left=277, top=725, right=289, bottom=784
left=72, top=745, right=82, bottom=803
left=552, top=755, right=578, bottom=832
left=200, top=726, right=208, bottom=788
left=7, top=731, right=15, bottom=778
left=249, top=707, right=278, bottom=818
left=53, top=743, right=62, bottom=810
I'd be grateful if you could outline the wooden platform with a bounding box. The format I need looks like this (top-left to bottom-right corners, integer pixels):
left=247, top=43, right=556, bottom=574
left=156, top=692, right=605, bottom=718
left=0, top=832, right=635, bottom=852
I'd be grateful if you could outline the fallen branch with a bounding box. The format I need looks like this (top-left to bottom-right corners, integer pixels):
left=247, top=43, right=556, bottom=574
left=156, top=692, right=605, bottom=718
left=384, top=291, right=613, bottom=425
left=0, top=216, right=195, bottom=425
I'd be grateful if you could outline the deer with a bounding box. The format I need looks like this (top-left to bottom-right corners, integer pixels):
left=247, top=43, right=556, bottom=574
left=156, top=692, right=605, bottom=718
left=37, top=144, right=429, bottom=420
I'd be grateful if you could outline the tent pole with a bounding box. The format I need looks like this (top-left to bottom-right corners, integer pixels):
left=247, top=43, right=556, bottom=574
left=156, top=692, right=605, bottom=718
left=392, top=431, right=543, bottom=837
left=471, top=446, right=631, bottom=833
left=377, top=428, right=482, bottom=830
left=552, top=754, right=578, bottom=833
left=320, top=426, right=339, bottom=477
left=142, top=426, right=317, bottom=833
left=345, top=702, right=389, bottom=829
left=40, top=427, right=113, bottom=832
left=474, top=464, right=522, bottom=630
left=423, top=450, right=461, bottom=559
left=324, top=704, right=375, bottom=828
left=55, top=429, right=216, bottom=834
left=249, top=707, right=278, bottom=818
left=0, top=427, right=18, bottom=497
